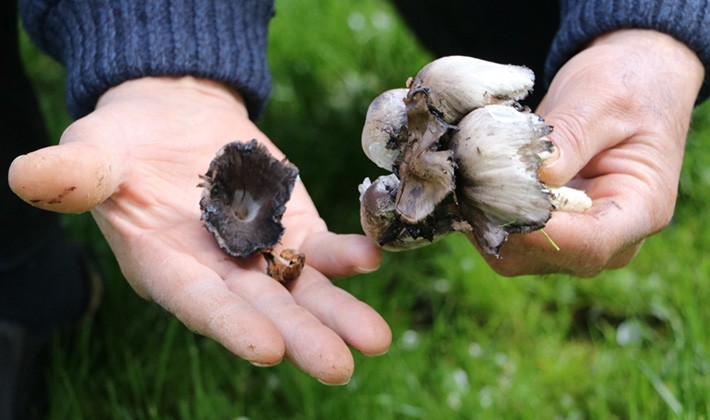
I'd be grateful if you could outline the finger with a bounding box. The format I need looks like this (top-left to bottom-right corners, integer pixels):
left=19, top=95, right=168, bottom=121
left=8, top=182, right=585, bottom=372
left=224, top=268, right=355, bottom=385
left=289, top=266, right=391, bottom=356
left=538, top=109, right=636, bottom=188
left=8, top=122, right=124, bottom=213
left=483, top=211, right=616, bottom=277
left=483, top=179, right=651, bottom=277
left=117, top=232, right=286, bottom=366
left=155, top=271, right=286, bottom=366
left=536, top=78, right=638, bottom=188
left=300, top=232, right=382, bottom=278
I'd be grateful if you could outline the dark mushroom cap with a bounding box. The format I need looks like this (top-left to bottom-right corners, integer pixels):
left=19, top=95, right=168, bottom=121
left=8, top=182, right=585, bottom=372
left=199, top=140, right=299, bottom=258
left=359, top=174, right=460, bottom=251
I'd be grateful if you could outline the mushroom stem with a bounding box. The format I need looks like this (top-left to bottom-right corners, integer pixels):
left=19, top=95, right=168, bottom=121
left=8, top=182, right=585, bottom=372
left=549, top=186, right=592, bottom=213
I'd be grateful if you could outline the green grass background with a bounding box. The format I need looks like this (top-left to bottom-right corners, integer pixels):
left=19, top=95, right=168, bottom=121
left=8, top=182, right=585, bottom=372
left=19, top=0, right=710, bottom=418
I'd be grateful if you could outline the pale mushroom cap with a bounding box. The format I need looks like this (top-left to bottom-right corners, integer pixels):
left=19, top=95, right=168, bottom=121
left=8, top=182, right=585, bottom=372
left=451, top=105, right=553, bottom=254
left=361, top=88, right=409, bottom=170
left=359, top=174, right=400, bottom=246
left=409, top=55, right=535, bottom=123
left=452, top=105, right=552, bottom=223
left=394, top=89, right=457, bottom=224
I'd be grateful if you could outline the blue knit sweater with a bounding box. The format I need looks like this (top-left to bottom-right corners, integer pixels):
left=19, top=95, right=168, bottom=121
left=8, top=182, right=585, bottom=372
left=19, top=0, right=710, bottom=120
left=19, top=0, right=274, bottom=119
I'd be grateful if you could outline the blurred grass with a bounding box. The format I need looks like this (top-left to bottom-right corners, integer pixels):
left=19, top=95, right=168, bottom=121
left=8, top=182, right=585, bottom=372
left=18, top=0, right=710, bottom=418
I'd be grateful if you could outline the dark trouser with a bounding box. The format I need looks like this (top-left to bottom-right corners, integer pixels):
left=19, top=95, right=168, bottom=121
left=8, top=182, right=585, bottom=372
left=391, top=0, right=560, bottom=108
left=0, top=1, right=58, bottom=265
left=0, top=1, right=86, bottom=334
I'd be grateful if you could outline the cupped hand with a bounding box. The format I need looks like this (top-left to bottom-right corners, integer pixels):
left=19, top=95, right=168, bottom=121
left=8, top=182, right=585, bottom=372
left=8, top=77, right=391, bottom=384
left=478, top=29, right=705, bottom=277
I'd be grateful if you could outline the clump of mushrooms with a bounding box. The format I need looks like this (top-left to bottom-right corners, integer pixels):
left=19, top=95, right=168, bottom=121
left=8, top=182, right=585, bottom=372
left=359, top=55, right=592, bottom=256
left=199, top=140, right=305, bottom=284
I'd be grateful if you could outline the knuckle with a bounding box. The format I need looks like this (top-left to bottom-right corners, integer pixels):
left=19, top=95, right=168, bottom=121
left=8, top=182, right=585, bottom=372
left=483, top=253, right=539, bottom=278
left=584, top=245, right=614, bottom=271
left=651, top=203, right=675, bottom=233
left=568, top=238, right=615, bottom=277
left=486, top=260, right=524, bottom=277
left=606, top=242, right=644, bottom=270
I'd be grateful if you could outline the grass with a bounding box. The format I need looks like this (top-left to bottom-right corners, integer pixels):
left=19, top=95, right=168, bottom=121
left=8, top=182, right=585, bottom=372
left=18, top=0, right=710, bottom=418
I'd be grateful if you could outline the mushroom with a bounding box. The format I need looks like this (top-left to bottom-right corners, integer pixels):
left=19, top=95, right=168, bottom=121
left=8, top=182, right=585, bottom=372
left=450, top=105, right=554, bottom=255
left=199, top=140, right=305, bottom=284
left=359, top=175, right=464, bottom=251
left=358, top=55, right=592, bottom=257
left=264, top=249, right=306, bottom=284
left=394, top=89, right=457, bottom=224
left=361, top=88, right=409, bottom=171
left=407, top=55, right=535, bottom=124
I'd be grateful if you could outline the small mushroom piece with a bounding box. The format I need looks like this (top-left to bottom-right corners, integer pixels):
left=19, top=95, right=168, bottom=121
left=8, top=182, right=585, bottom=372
left=359, top=175, right=400, bottom=248
left=264, top=249, right=306, bottom=285
left=361, top=88, right=409, bottom=170
left=199, top=140, right=299, bottom=258
left=359, top=175, right=461, bottom=251
left=394, top=89, right=457, bottom=224
left=451, top=105, right=554, bottom=256
left=407, top=55, right=535, bottom=124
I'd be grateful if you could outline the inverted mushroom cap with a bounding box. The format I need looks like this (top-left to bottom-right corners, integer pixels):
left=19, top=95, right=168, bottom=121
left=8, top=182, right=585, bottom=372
left=199, top=140, right=299, bottom=258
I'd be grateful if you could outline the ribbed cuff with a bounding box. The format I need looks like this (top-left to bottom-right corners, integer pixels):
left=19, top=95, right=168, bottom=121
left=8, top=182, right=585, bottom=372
left=545, top=0, right=710, bottom=104
left=20, top=0, right=274, bottom=119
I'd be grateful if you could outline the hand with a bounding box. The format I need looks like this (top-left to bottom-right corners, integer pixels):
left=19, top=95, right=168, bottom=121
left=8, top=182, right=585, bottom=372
left=8, top=77, right=391, bottom=384
left=478, top=29, right=705, bottom=277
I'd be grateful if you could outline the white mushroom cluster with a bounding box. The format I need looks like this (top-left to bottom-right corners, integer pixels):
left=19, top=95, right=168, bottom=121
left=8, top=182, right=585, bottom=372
left=359, top=56, right=591, bottom=256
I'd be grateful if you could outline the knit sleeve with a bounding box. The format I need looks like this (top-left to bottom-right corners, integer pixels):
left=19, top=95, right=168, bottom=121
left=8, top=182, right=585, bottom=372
left=19, top=0, right=274, bottom=119
left=545, top=0, right=710, bottom=103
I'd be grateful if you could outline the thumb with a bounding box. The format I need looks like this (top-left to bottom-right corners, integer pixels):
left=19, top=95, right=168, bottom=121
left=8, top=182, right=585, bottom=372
left=8, top=121, right=124, bottom=213
left=535, top=94, right=635, bottom=188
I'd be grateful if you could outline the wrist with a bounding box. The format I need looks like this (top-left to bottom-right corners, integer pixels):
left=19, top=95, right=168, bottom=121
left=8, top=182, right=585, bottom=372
left=96, top=77, right=249, bottom=119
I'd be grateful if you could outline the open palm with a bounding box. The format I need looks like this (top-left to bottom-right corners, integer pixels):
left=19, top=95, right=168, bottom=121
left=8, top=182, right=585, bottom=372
left=9, top=77, right=391, bottom=384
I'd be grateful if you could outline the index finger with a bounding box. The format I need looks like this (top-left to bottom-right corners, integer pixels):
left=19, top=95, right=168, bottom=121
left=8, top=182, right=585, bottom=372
left=479, top=173, right=652, bottom=277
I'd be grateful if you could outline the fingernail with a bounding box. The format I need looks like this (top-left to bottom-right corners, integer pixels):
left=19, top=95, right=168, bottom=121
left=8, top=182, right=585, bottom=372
left=539, top=138, right=560, bottom=164
left=10, top=154, right=27, bottom=165
left=355, top=265, right=379, bottom=274
left=317, top=376, right=351, bottom=386
left=366, top=347, right=390, bottom=357
left=249, top=359, right=281, bottom=368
